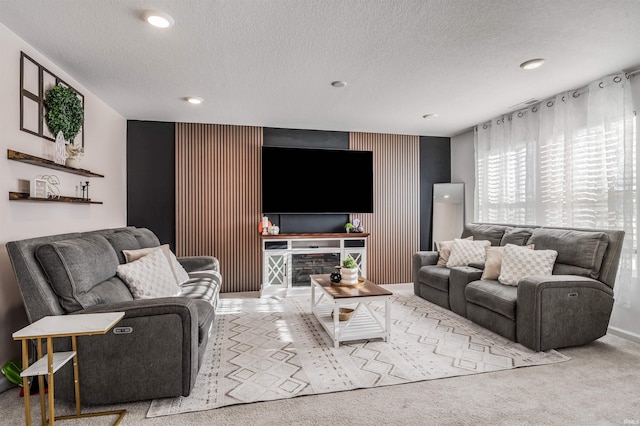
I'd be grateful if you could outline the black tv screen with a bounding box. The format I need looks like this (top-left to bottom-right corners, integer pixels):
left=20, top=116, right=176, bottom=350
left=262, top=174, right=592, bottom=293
left=262, top=146, right=374, bottom=214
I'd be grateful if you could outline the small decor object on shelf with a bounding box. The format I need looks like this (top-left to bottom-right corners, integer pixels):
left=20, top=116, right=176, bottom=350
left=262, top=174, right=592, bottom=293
left=44, top=84, right=84, bottom=143
left=54, top=131, right=67, bottom=165
left=340, top=258, right=359, bottom=284
left=330, top=271, right=342, bottom=283
left=268, top=225, right=280, bottom=235
left=80, top=181, right=90, bottom=201
left=259, top=216, right=272, bottom=235
left=65, top=143, right=84, bottom=168
left=29, top=178, right=48, bottom=199
left=345, top=219, right=364, bottom=233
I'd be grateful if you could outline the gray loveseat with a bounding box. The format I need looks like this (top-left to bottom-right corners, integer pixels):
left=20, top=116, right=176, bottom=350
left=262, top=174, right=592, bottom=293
left=413, top=223, right=624, bottom=351
left=6, top=226, right=221, bottom=404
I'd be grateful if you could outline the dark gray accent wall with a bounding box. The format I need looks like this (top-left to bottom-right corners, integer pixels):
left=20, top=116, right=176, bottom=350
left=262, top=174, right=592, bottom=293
left=263, top=127, right=350, bottom=233
left=420, top=136, right=451, bottom=250
left=127, top=120, right=176, bottom=251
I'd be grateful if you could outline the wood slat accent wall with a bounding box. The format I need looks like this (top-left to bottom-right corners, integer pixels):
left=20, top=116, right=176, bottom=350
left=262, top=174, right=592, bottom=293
left=175, top=123, right=263, bottom=293
left=350, top=132, right=420, bottom=284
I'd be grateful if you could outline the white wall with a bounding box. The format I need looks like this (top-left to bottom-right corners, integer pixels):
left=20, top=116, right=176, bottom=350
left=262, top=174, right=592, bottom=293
left=450, top=75, right=640, bottom=343
left=450, top=129, right=475, bottom=222
left=0, top=24, right=127, bottom=368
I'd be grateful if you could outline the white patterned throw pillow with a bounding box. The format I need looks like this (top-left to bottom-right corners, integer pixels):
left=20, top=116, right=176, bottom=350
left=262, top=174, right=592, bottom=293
left=123, top=245, right=190, bottom=286
left=436, top=236, right=473, bottom=266
left=446, top=238, right=491, bottom=268
left=481, top=244, right=535, bottom=280
left=116, top=248, right=181, bottom=299
left=498, top=244, right=558, bottom=286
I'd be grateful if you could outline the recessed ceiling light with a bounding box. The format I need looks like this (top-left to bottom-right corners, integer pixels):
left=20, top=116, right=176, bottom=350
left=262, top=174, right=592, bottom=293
left=331, top=81, right=347, bottom=88
left=142, top=11, right=175, bottom=28
left=520, top=58, right=545, bottom=70
left=186, top=97, right=203, bottom=105
left=422, top=113, right=438, bottom=119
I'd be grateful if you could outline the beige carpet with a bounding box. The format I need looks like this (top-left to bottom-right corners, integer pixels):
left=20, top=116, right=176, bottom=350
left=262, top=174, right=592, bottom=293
left=147, top=289, right=569, bottom=418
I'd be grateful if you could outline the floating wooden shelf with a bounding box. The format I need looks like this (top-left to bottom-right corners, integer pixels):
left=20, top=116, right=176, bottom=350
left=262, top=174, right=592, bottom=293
left=7, top=149, right=104, bottom=178
left=9, top=192, right=103, bottom=205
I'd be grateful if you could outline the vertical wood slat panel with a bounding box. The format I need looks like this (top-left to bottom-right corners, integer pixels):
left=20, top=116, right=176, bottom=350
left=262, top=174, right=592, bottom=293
left=350, top=132, right=420, bottom=284
left=176, top=123, right=263, bottom=293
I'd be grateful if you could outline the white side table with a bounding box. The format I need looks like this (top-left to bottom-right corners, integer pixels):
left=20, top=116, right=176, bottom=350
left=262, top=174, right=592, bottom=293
left=12, top=312, right=126, bottom=426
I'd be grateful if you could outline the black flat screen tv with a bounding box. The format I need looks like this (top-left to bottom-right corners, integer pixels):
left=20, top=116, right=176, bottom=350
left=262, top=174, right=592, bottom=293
left=262, top=146, right=374, bottom=214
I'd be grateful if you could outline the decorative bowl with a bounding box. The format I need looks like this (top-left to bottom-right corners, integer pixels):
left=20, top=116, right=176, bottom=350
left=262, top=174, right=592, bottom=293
left=330, top=307, right=354, bottom=321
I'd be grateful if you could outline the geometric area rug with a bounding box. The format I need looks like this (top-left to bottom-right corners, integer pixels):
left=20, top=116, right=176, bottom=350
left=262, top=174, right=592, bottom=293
left=147, top=291, right=569, bottom=417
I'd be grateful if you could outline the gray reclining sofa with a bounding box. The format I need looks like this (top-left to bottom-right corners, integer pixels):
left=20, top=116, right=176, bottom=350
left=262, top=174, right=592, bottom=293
left=6, top=226, right=221, bottom=404
left=413, top=223, right=624, bottom=351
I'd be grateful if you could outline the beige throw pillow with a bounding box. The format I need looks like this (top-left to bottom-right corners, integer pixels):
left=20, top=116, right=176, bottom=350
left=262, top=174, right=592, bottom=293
left=436, top=236, right=473, bottom=266
left=446, top=238, right=491, bottom=268
left=481, top=244, right=534, bottom=281
left=123, top=244, right=190, bottom=286
left=498, top=244, right=558, bottom=286
left=116, top=249, right=181, bottom=299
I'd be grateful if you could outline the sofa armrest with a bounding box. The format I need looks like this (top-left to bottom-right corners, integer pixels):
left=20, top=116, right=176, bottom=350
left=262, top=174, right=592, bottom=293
left=412, top=251, right=439, bottom=295
left=449, top=266, right=483, bottom=317
left=54, top=297, right=200, bottom=403
left=516, top=275, right=614, bottom=351
left=178, top=255, right=220, bottom=273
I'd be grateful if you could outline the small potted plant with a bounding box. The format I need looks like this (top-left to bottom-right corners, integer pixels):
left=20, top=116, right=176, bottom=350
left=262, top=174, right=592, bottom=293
left=65, top=143, right=84, bottom=168
left=344, top=223, right=355, bottom=233
left=341, top=258, right=359, bottom=284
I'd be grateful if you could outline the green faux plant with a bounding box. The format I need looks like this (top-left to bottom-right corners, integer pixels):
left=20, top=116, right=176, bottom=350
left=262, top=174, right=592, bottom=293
left=44, top=85, right=84, bottom=142
left=342, top=258, right=357, bottom=269
left=344, top=223, right=355, bottom=231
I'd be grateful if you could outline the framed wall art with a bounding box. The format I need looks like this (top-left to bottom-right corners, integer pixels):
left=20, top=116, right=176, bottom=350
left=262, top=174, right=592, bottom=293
left=20, top=51, right=84, bottom=147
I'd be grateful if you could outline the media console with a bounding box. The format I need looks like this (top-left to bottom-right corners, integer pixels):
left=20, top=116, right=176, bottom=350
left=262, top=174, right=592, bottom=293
left=260, top=233, right=369, bottom=297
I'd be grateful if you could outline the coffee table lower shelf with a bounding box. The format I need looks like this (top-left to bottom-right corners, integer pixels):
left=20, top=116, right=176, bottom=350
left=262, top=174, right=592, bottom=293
left=310, top=274, right=392, bottom=348
left=312, top=303, right=390, bottom=348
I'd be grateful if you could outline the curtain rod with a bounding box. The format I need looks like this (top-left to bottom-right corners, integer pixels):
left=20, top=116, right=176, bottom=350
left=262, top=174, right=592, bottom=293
left=626, top=67, right=640, bottom=77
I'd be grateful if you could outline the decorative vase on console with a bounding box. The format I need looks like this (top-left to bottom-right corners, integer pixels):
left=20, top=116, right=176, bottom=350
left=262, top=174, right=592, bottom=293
left=340, top=258, right=359, bottom=284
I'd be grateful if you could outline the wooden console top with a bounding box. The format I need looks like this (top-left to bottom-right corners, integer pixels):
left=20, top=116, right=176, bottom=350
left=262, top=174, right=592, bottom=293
left=259, top=232, right=369, bottom=239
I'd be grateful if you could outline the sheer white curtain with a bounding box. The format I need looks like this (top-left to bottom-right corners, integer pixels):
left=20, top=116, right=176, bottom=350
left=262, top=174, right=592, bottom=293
left=475, top=72, right=636, bottom=307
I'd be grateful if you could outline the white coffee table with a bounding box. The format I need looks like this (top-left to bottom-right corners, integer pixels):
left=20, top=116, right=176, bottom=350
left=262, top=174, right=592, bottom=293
left=310, top=274, right=392, bottom=348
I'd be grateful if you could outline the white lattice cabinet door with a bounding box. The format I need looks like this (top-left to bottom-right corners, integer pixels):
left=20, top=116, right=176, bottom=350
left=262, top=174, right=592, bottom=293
left=262, top=250, right=289, bottom=296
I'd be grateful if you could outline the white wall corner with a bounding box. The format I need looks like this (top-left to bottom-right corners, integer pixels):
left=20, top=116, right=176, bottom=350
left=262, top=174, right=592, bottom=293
left=0, top=376, right=18, bottom=395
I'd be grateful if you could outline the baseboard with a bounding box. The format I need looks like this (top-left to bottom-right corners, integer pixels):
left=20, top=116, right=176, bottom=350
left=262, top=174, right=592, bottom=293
left=0, top=376, right=17, bottom=394
left=607, top=326, right=640, bottom=344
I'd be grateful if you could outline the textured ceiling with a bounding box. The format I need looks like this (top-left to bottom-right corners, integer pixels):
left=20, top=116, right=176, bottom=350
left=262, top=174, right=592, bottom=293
left=1, top=0, right=639, bottom=137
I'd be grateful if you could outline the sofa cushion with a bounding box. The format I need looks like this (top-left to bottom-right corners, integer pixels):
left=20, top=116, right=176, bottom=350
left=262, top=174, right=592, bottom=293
left=180, top=271, right=222, bottom=306
left=498, top=244, right=557, bottom=286
left=465, top=280, right=518, bottom=320
left=78, top=276, right=134, bottom=306
left=500, top=227, right=534, bottom=246
left=528, top=228, right=609, bottom=279
left=129, top=227, right=161, bottom=248
left=36, top=235, right=121, bottom=312
left=446, top=239, right=491, bottom=268
left=462, top=224, right=506, bottom=246
left=104, top=231, right=141, bottom=264
left=418, top=265, right=451, bottom=292
left=116, top=249, right=181, bottom=299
